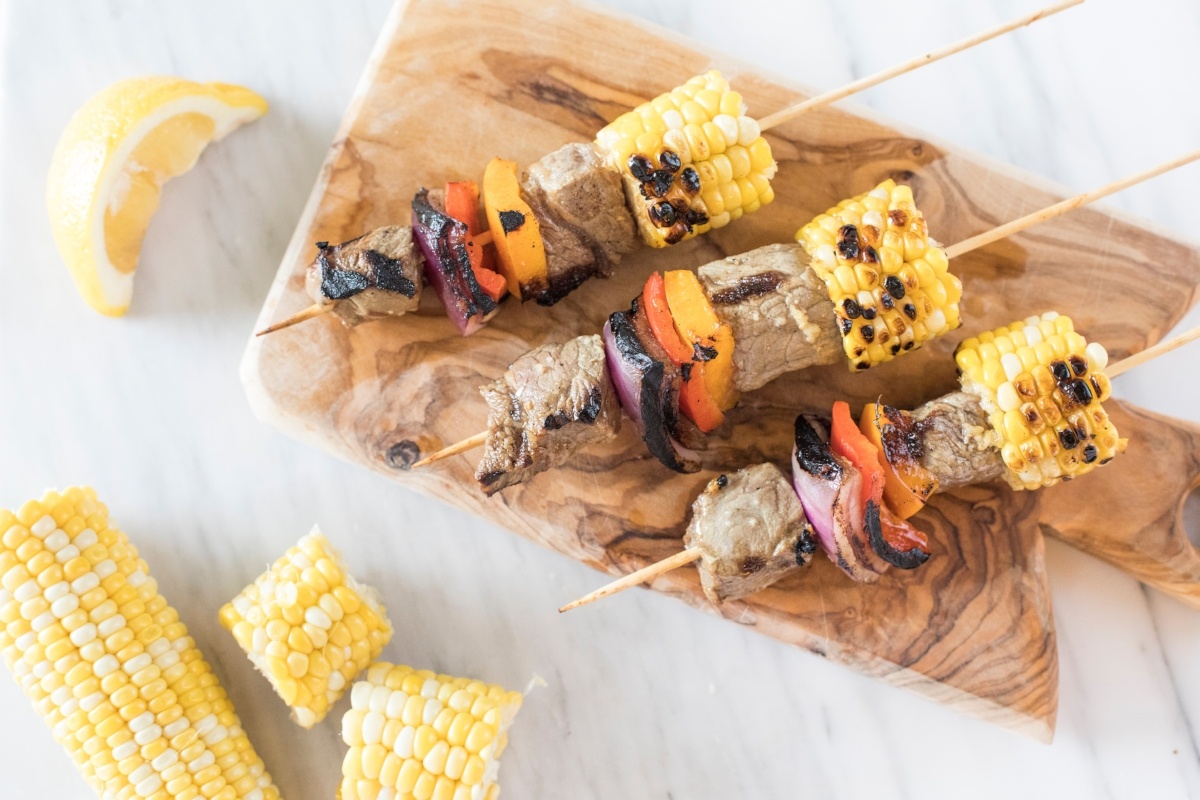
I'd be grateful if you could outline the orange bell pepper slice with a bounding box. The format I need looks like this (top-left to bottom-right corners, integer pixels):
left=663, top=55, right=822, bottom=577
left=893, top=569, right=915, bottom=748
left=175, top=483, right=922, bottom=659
left=445, top=180, right=506, bottom=302
left=482, top=158, right=547, bottom=299
left=642, top=272, right=696, bottom=366
left=678, top=362, right=726, bottom=432
left=642, top=272, right=724, bottom=432
left=662, top=270, right=739, bottom=411
left=858, top=403, right=938, bottom=519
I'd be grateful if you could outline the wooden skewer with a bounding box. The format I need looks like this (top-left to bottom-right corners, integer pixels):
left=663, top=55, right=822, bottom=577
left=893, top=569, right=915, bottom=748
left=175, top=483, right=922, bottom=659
left=558, top=548, right=701, bottom=613
left=944, top=148, right=1200, bottom=259
left=560, top=324, right=1200, bottom=612
left=757, top=0, right=1083, bottom=131
left=410, top=431, right=488, bottom=468
left=1107, top=323, right=1200, bottom=378
left=255, top=303, right=332, bottom=336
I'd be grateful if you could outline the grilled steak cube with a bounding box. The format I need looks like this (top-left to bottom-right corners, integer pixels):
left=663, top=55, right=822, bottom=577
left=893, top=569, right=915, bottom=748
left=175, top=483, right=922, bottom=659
left=520, top=143, right=638, bottom=305
left=304, top=225, right=423, bottom=325
left=475, top=334, right=621, bottom=494
left=684, top=463, right=815, bottom=604
left=699, top=243, right=842, bottom=392
left=912, top=391, right=1005, bottom=490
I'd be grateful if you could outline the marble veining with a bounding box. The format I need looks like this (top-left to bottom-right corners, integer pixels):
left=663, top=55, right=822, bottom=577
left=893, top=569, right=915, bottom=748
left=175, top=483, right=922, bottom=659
left=1, top=1, right=1199, bottom=798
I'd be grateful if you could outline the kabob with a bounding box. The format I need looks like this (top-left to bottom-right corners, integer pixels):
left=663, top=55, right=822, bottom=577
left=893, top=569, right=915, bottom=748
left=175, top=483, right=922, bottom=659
left=256, top=1, right=1080, bottom=337
left=559, top=318, right=1200, bottom=610
left=413, top=150, right=1200, bottom=495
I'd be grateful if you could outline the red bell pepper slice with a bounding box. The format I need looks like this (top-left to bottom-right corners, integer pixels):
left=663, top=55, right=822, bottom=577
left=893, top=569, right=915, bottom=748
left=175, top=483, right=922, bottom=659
left=642, top=272, right=696, bottom=366
left=445, top=181, right=506, bottom=302
left=830, top=400, right=885, bottom=510
left=878, top=502, right=930, bottom=553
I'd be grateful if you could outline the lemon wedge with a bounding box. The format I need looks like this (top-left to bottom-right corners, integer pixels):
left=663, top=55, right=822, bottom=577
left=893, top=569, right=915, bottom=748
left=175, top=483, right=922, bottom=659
left=47, top=77, right=267, bottom=316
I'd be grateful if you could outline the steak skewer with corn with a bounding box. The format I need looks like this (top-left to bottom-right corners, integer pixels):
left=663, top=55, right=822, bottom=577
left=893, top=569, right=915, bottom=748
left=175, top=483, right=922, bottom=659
left=562, top=313, right=1200, bottom=612
left=258, top=1, right=1083, bottom=336
left=416, top=149, right=1198, bottom=492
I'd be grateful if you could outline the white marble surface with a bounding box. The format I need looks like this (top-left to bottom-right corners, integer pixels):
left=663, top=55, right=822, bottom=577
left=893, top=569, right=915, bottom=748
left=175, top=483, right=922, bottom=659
left=2, top=0, right=1200, bottom=797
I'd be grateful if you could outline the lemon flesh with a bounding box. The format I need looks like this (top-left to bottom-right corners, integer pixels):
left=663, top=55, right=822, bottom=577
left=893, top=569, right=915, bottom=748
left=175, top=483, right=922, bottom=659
left=47, top=77, right=267, bottom=316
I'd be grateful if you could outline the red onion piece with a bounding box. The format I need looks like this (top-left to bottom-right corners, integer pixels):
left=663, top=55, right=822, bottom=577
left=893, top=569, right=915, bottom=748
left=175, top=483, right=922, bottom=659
left=791, top=414, right=885, bottom=582
left=603, top=311, right=700, bottom=473
left=411, top=189, right=497, bottom=336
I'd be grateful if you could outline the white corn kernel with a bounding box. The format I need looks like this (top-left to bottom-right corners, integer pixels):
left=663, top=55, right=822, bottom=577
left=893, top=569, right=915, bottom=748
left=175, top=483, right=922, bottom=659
left=713, top=113, right=739, bottom=143
left=997, top=382, right=1020, bottom=412
left=1001, top=353, right=1023, bottom=381
left=736, top=115, right=760, bottom=146
left=1086, top=342, right=1108, bottom=371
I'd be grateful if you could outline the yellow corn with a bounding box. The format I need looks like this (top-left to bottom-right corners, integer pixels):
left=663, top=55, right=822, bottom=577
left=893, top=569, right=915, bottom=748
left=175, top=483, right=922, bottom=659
left=218, top=528, right=391, bottom=729
left=338, top=662, right=523, bottom=800
left=954, top=313, right=1126, bottom=490
left=0, top=487, right=280, bottom=800
left=594, top=70, right=777, bottom=247
left=796, top=179, right=962, bottom=370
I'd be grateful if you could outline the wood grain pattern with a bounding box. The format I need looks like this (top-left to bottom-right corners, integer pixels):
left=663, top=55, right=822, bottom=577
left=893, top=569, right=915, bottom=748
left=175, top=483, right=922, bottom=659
left=241, top=0, right=1200, bottom=739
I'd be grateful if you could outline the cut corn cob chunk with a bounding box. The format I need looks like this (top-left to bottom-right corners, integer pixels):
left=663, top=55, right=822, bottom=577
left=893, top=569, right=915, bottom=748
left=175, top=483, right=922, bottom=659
left=594, top=70, right=776, bottom=247
left=338, top=662, right=523, bottom=800
left=218, top=527, right=391, bottom=728
left=955, top=313, right=1126, bottom=490
left=0, top=486, right=280, bottom=800
left=796, top=179, right=961, bottom=370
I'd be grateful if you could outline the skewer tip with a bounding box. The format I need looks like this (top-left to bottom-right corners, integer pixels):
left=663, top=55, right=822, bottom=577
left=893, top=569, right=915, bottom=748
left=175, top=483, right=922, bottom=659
left=1107, top=322, right=1200, bottom=378
left=410, top=431, right=489, bottom=469
left=255, top=303, right=330, bottom=336
left=558, top=548, right=702, bottom=613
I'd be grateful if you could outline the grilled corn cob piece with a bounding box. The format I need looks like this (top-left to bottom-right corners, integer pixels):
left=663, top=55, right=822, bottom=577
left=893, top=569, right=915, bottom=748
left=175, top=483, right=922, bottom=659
left=0, top=487, right=280, bottom=800
left=955, top=312, right=1126, bottom=490
left=218, top=528, right=391, bottom=729
left=796, top=179, right=962, bottom=370
left=594, top=70, right=777, bottom=247
left=339, top=662, right=523, bottom=800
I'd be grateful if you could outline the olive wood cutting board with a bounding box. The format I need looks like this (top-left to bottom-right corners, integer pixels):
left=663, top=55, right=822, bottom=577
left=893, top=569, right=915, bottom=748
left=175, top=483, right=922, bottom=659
left=242, top=0, right=1200, bottom=741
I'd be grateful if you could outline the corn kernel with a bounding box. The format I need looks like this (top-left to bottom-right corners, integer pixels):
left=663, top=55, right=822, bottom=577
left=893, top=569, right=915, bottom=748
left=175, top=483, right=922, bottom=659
left=700, top=121, right=724, bottom=154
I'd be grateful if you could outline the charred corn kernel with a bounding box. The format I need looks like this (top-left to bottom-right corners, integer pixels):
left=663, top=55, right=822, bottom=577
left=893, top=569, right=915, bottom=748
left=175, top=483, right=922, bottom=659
left=0, top=488, right=279, bottom=800
left=339, top=663, right=522, bottom=800
left=955, top=315, right=1125, bottom=489
left=219, top=528, right=391, bottom=729
left=596, top=71, right=775, bottom=246
left=797, top=179, right=958, bottom=369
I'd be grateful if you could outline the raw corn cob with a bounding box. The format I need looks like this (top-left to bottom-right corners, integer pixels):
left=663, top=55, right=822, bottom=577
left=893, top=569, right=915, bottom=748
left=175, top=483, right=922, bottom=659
left=218, top=527, right=391, bottom=729
left=339, top=662, right=524, bottom=800
left=796, top=179, right=963, bottom=370
left=955, top=312, right=1126, bottom=490
left=0, top=487, right=279, bottom=800
left=594, top=70, right=777, bottom=247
